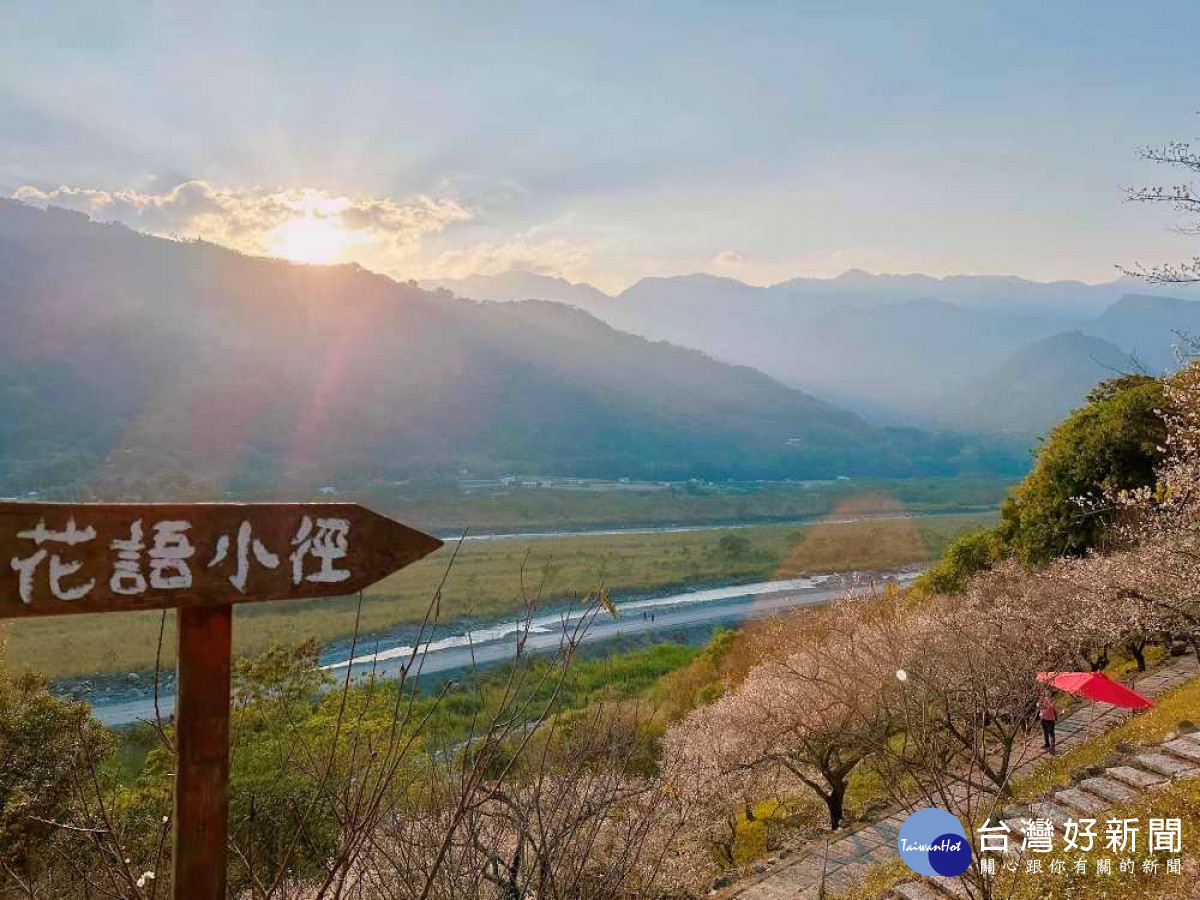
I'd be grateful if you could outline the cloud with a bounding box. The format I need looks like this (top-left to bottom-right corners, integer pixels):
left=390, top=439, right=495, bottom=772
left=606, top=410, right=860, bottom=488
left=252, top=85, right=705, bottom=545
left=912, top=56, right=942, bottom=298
left=425, top=231, right=595, bottom=280
left=711, top=249, right=745, bottom=270
left=13, top=180, right=472, bottom=261
left=13, top=180, right=630, bottom=286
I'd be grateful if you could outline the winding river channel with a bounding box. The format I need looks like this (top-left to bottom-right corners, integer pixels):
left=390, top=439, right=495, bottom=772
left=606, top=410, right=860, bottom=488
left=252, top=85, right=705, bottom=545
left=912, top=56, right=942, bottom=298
left=83, top=564, right=921, bottom=727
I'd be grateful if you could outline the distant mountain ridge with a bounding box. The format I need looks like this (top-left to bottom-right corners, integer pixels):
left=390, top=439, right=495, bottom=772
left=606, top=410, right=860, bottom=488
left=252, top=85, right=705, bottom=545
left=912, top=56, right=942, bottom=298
left=943, top=332, right=1138, bottom=435
left=0, top=201, right=1021, bottom=495
left=426, top=271, right=1200, bottom=434
left=424, top=268, right=1165, bottom=318
left=424, top=271, right=611, bottom=312
left=1089, top=294, right=1200, bottom=372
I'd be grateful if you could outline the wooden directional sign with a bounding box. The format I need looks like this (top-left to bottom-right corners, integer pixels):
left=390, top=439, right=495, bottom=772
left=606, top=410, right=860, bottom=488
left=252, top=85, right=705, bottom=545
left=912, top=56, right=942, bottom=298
left=0, top=500, right=442, bottom=900
left=0, top=501, right=442, bottom=617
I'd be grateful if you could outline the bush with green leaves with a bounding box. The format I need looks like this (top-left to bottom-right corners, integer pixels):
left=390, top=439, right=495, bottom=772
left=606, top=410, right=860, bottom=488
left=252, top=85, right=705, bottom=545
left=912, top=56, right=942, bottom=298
left=917, top=374, right=1166, bottom=594
left=913, top=527, right=1007, bottom=596
left=0, top=668, right=113, bottom=884
left=717, top=533, right=752, bottom=560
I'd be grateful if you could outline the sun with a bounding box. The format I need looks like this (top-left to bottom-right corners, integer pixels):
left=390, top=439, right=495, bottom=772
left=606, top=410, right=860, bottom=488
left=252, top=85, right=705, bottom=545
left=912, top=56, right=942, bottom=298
left=263, top=214, right=364, bottom=265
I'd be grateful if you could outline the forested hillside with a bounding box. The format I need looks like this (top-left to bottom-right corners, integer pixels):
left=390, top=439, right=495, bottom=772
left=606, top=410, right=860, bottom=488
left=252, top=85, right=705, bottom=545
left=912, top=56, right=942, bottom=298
left=0, top=201, right=1018, bottom=495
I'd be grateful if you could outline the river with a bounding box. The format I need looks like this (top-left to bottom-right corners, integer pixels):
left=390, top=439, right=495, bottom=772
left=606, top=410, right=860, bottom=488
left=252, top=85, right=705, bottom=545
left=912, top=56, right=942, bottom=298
left=84, top=566, right=921, bottom=727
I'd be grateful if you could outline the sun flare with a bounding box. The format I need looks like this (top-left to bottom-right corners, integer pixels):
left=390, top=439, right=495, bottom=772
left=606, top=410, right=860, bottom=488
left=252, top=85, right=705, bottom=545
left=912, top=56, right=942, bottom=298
left=262, top=214, right=365, bottom=265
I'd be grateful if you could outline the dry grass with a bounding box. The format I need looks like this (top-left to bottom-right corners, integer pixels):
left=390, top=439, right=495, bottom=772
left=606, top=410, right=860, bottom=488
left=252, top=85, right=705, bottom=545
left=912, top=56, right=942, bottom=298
left=828, top=859, right=910, bottom=900
left=775, top=495, right=939, bottom=575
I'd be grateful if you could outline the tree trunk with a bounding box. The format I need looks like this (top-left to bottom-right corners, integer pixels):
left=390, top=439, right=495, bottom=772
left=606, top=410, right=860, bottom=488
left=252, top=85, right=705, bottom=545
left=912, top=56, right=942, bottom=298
left=503, top=842, right=523, bottom=900
left=1128, top=641, right=1147, bottom=672
left=713, top=816, right=739, bottom=868
left=824, top=783, right=846, bottom=831
left=986, top=734, right=1017, bottom=796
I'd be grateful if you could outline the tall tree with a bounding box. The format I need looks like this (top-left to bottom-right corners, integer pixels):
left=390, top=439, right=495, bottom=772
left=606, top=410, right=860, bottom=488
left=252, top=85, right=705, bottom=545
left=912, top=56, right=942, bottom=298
left=997, top=374, right=1166, bottom=564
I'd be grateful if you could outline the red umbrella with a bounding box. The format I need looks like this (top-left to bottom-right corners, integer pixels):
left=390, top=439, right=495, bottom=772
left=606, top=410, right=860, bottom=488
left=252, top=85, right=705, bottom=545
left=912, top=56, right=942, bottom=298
left=1037, top=671, right=1153, bottom=709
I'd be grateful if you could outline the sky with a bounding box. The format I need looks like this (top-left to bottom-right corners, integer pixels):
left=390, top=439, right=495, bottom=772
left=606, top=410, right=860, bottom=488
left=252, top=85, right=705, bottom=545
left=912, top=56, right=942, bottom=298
left=4, top=1, right=1200, bottom=293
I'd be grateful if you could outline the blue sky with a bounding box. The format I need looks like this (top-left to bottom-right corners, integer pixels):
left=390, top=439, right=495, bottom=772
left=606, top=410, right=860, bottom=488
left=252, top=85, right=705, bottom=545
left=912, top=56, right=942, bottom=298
left=4, top=1, right=1199, bottom=291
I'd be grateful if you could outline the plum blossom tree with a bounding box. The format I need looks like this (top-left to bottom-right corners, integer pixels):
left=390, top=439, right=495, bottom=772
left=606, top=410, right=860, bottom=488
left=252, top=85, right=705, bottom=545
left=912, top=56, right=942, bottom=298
left=368, top=701, right=686, bottom=900
left=1026, top=556, right=1146, bottom=672
left=865, top=575, right=1075, bottom=900
left=662, top=595, right=905, bottom=834
left=876, top=564, right=1077, bottom=797
left=1065, top=360, right=1200, bottom=662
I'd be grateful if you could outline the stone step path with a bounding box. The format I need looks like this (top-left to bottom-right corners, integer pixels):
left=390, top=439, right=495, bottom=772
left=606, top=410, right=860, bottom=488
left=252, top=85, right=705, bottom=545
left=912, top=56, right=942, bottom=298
left=1075, top=775, right=1138, bottom=804
left=1106, top=765, right=1166, bottom=789
left=889, top=730, right=1200, bottom=898
left=722, top=654, right=1199, bottom=900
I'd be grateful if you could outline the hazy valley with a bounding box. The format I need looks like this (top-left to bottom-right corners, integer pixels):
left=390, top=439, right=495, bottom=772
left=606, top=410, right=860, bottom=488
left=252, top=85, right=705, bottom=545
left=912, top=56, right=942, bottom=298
left=428, top=269, right=1200, bottom=435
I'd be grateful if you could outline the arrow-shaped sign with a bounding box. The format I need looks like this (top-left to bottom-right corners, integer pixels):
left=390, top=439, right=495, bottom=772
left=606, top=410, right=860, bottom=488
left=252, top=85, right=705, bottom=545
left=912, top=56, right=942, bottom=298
left=0, top=501, right=443, bottom=618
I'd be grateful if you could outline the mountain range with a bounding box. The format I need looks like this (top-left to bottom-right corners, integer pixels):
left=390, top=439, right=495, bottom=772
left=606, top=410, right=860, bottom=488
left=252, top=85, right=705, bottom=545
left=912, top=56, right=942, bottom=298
left=425, top=270, right=1200, bottom=434
left=0, top=201, right=1022, bottom=496
left=942, top=331, right=1138, bottom=434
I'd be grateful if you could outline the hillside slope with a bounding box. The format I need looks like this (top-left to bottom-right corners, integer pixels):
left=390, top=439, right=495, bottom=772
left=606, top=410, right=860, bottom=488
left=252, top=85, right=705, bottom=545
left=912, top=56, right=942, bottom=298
left=1088, top=293, right=1200, bottom=372
left=943, top=331, right=1138, bottom=435
left=423, top=271, right=611, bottom=313
left=0, top=202, right=1017, bottom=494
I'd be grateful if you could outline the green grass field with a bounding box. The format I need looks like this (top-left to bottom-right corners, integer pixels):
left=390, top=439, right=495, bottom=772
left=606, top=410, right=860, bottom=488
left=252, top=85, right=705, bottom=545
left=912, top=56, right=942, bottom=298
left=0, top=509, right=994, bottom=679
left=377, top=477, right=1011, bottom=532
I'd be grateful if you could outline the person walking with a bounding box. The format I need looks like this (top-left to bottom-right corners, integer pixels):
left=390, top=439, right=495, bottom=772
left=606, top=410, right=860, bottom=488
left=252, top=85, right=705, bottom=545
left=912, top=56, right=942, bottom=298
left=1038, top=692, right=1058, bottom=753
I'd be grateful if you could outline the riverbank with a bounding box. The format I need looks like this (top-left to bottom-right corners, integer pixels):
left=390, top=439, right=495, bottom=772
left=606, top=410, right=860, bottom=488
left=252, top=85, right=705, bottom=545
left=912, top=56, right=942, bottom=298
left=83, top=567, right=922, bottom=727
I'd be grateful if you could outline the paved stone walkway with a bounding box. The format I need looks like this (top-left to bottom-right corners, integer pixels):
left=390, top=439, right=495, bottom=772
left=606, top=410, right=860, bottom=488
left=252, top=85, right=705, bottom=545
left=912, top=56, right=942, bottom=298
left=892, top=728, right=1200, bottom=900
left=723, top=654, right=1200, bottom=900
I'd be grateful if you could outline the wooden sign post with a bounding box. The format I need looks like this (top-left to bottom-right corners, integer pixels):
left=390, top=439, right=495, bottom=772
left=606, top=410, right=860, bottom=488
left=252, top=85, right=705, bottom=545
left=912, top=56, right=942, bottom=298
left=0, top=501, right=442, bottom=899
